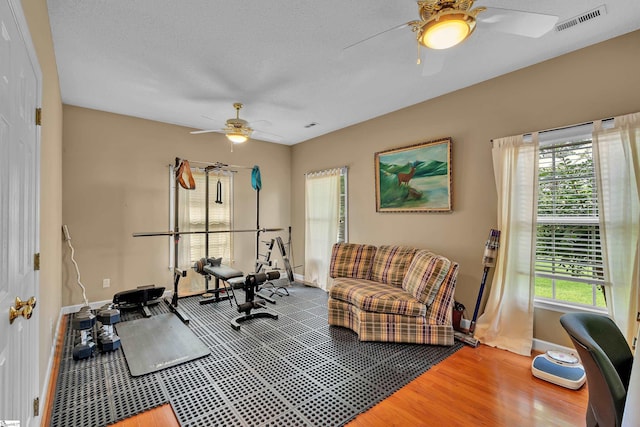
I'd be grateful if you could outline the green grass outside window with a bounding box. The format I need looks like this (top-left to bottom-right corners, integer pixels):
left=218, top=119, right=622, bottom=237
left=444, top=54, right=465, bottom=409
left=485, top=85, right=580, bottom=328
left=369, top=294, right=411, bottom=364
left=535, top=276, right=606, bottom=308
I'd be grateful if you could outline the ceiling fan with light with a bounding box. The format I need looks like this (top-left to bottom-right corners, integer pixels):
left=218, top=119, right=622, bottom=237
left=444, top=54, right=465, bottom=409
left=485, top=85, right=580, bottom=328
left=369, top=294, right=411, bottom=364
left=191, top=102, right=253, bottom=144
left=346, top=0, right=559, bottom=66
left=411, top=0, right=487, bottom=50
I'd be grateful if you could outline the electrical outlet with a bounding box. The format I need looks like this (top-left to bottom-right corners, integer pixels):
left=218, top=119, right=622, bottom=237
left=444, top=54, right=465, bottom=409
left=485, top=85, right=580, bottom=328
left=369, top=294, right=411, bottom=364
left=103, top=278, right=110, bottom=288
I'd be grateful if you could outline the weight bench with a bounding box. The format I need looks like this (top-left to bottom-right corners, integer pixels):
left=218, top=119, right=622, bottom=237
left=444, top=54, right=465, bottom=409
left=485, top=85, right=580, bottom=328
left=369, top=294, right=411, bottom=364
left=199, top=264, right=243, bottom=305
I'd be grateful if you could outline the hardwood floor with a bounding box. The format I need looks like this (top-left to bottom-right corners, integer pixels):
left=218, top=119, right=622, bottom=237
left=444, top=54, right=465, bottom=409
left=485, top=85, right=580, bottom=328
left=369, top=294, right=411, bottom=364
left=101, top=344, right=587, bottom=427
left=40, top=315, right=67, bottom=427
left=107, top=404, right=179, bottom=427
left=346, top=345, right=587, bottom=427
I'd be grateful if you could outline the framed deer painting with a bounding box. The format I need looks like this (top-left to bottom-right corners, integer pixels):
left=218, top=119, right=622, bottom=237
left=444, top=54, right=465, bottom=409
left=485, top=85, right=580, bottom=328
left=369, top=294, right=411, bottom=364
left=374, top=138, right=452, bottom=213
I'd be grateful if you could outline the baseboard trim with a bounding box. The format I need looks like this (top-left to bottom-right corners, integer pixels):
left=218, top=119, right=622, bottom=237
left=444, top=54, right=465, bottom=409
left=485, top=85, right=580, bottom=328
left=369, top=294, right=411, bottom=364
left=39, top=309, right=63, bottom=426
left=532, top=338, right=577, bottom=357
left=294, top=273, right=320, bottom=288
left=459, top=320, right=577, bottom=359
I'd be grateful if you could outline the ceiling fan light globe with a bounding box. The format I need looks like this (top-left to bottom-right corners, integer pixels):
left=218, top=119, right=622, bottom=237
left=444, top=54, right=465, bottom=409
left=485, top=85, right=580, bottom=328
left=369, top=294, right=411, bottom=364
left=421, top=14, right=473, bottom=49
left=226, top=133, right=248, bottom=144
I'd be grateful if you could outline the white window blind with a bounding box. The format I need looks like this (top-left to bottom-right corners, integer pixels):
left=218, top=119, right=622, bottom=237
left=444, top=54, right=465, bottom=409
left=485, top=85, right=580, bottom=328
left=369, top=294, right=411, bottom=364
left=187, top=171, right=233, bottom=262
left=171, top=167, right=233, bottom=268
left=536, top=138, right=604, bottom=285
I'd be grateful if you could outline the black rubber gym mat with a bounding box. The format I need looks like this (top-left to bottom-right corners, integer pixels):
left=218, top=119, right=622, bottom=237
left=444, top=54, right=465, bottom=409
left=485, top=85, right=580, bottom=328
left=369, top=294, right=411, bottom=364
left=115, top=313, right=210, bottom=376
left=50, top=284, right=463, bottom=427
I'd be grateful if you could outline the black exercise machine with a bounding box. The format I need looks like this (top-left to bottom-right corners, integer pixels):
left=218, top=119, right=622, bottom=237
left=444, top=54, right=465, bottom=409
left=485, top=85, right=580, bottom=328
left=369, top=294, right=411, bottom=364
left=131, top=158, right=283, bottom=324
left=112, top=285, right=165, bottom=318
left=231, top=271, right=280, bottom=330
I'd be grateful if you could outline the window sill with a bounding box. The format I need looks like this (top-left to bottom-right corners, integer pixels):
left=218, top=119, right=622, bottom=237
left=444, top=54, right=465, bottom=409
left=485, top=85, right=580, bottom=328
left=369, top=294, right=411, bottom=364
left=534, top=298, right=608, bottom=314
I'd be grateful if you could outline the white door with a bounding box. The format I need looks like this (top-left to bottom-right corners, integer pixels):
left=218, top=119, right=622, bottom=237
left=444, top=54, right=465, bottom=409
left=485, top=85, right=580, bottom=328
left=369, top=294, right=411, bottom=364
left=0, top=0, right=41, bottom=424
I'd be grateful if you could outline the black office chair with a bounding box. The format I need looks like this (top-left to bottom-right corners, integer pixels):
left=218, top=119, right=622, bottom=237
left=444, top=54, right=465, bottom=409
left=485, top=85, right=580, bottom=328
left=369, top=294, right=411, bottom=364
left=560, top=312, right=634, bottom=427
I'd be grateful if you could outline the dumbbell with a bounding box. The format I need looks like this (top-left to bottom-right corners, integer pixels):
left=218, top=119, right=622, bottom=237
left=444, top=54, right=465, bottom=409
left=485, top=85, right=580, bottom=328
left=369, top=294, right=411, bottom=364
left=72, top=310, right=96, bottom=360
left=72, top=306, right=93, bottom=341
left=97, top=308, right=121, bottom=352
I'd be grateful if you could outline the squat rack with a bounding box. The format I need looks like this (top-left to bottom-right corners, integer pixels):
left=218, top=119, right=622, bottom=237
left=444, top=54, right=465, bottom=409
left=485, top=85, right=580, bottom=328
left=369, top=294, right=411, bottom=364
left=132, top=157, right=282, bottom=323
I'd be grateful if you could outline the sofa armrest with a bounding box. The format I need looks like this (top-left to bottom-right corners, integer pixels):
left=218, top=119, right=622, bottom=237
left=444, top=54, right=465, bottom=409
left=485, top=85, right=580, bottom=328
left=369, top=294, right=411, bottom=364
left=426, top=262, right=459, bottom=325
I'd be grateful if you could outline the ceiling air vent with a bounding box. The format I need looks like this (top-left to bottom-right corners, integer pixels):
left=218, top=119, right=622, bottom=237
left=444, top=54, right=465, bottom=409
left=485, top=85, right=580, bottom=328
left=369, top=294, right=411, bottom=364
left=556, top=5, right=607, bottom=32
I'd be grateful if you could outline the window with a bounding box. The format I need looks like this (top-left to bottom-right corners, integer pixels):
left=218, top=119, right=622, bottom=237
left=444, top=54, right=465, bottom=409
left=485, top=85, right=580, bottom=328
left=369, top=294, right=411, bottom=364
left=170, top=166, right=233, bottom=295
left=535, top=128, right=606, bottom=309
left=304, top=167, right=347, bottom=290
left=185, top=171, right=233, bottom=263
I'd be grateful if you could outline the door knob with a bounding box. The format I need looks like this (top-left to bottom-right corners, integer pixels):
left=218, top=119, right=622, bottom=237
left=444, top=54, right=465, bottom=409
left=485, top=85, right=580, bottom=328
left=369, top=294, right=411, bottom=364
left=9, top=296, right=36, bottom=324
left=9, top=306, right=32, bottom=324
left=21, top=304, right=33, bottom=320
left=9, top=307, right=20, bottom=324
left=15, top=296, right=36, bottom=309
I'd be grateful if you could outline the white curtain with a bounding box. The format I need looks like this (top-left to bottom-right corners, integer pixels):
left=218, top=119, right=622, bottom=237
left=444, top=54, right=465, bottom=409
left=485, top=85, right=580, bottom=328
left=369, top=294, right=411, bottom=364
left=305, top=169, right=341, bottom=290
left=592, top=112, right=640, bottom=345
left=474, top=134, right=539, bottom=356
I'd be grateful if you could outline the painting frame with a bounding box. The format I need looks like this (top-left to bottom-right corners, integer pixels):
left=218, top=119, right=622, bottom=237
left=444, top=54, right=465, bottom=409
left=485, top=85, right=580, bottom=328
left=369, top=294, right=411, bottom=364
left=375, top=138, right=452, bottom=213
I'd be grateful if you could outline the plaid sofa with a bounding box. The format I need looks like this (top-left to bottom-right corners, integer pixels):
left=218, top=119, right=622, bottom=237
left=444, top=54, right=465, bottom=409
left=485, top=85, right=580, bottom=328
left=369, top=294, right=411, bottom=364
left=328, top=243, right=459, bottom=345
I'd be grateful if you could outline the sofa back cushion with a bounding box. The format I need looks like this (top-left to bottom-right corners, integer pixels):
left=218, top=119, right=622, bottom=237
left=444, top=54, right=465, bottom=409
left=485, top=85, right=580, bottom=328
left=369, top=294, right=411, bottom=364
left=402, top=250, right=452, bottom=306
left=329, top=243, right=377, bottom=279
left=369, top=245, right=417, bottom=287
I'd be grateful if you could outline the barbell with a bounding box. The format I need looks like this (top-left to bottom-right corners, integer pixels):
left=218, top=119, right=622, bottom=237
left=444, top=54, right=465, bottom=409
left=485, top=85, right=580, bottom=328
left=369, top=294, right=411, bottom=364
left=132, top=227, right=283, bottom=237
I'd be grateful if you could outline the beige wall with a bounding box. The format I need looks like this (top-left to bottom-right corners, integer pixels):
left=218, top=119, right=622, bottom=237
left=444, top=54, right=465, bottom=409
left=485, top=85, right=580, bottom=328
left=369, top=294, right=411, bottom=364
left=21, top=0, right=64, bottom=400
left=61, top=106, right=291, bottom=304
left=291, top=30, right=640, bottom=348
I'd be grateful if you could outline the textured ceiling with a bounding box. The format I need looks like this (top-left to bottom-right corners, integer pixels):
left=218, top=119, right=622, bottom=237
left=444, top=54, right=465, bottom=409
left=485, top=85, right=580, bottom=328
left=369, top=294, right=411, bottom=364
left=48, top=0, right=640, bottom=145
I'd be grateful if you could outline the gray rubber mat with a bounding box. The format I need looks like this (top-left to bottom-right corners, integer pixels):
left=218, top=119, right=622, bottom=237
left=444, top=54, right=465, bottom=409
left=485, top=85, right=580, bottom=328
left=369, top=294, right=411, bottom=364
left=115, top=313, right=210, bottom=376
left=50, top=284, right=463, bottom=426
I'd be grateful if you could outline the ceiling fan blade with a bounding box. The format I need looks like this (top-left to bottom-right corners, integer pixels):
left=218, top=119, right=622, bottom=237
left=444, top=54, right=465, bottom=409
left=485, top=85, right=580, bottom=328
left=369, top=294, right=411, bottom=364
left=253, top=129, right=284, bottom=142
left=479, top=8, right=559, bottom=38
left=190, top=129, right=222, bottom=135
left=201, top=114, right=221, bottom=122
left=248, top=119, right=273, bottom=128
left=343, top=22, right=410, bottom=51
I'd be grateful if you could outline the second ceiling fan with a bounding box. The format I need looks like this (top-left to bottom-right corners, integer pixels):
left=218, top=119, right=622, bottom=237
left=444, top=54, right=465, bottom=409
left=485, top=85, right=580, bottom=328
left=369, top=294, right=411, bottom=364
left=347, top=0, right=559, bottom=68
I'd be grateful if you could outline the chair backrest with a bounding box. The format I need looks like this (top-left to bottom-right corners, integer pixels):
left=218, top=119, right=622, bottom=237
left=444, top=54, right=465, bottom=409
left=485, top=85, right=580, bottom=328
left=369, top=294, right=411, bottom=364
left=560, top=313, right=633, bottom=427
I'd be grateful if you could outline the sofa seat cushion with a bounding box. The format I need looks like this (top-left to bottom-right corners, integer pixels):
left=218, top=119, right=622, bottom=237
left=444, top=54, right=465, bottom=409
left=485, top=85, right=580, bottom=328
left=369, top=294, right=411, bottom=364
left=328, top=298, right=454, bottom=345
left=329, top=278, right=426, bottom=317
left=369, top=245, right=417, bottom=287
left=329, top=243, right=378, bottom=279
left=402, top=250, right=452, bottom=306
